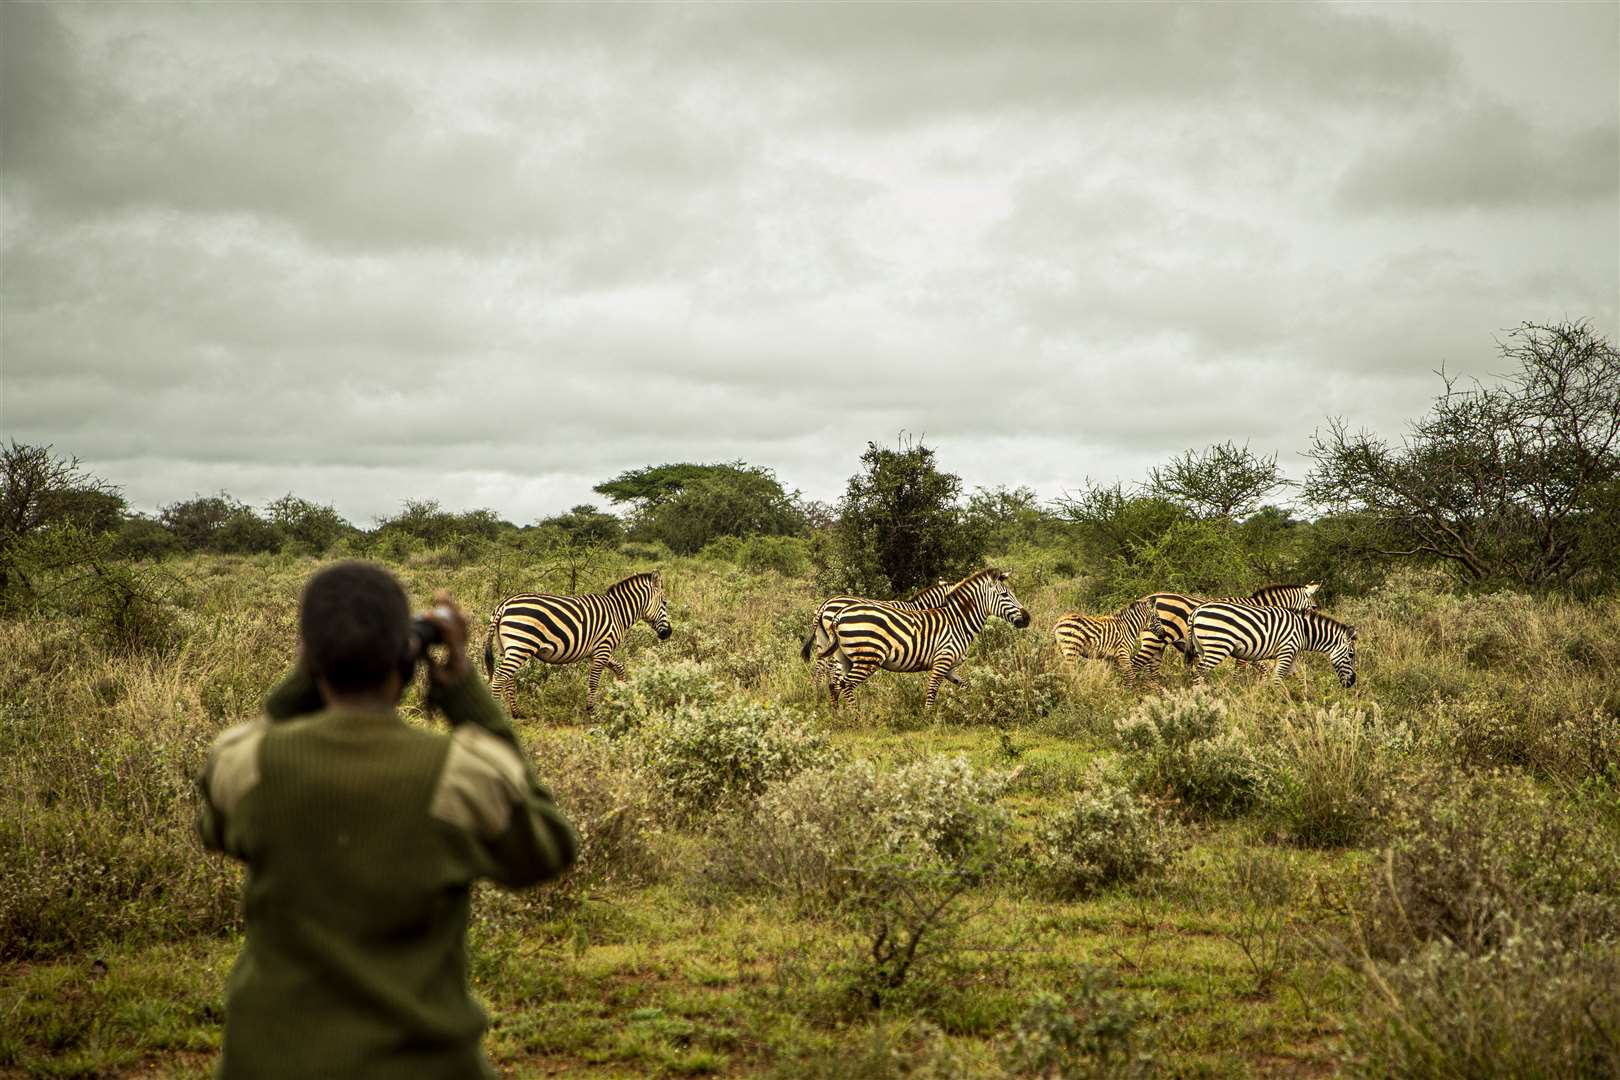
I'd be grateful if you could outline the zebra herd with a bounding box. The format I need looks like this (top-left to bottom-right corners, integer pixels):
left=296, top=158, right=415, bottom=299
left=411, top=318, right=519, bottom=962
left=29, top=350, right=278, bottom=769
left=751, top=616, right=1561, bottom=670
left=481, top=568, right=1358, bottom=717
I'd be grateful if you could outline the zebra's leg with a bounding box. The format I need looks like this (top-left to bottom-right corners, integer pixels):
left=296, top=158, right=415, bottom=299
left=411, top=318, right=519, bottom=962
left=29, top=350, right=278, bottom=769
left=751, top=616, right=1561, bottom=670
left=606, top=656, right=628, bottom=680
left=839, top=657, right=879, bottom=709
left=490, top=653, right=524, bottom=717
left=925, top=657, right=962, bottom=706
left=585, top=646, right=616, bottom=713
left=1192, top=646, right=1227, bottom=686
left=1271, top=647, right=1298, bottom=684
left=1130, top=632, right=1165, bottom=685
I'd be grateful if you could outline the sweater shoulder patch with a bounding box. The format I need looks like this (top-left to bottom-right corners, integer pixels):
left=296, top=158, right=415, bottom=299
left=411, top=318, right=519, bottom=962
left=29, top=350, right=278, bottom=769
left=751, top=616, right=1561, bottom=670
left=206, top=719, right=270, bottom=815
left=429, top=725, right=528, bottom=839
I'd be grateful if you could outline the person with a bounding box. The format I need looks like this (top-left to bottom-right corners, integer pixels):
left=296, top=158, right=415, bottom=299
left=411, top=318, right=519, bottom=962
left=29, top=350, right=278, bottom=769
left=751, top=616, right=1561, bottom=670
left=196, top=561, right=577, bottom=1079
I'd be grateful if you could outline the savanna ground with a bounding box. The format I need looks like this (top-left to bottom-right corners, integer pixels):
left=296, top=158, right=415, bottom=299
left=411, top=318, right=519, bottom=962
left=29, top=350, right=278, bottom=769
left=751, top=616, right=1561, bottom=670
left=3, top=546, right=1618, bottom=1078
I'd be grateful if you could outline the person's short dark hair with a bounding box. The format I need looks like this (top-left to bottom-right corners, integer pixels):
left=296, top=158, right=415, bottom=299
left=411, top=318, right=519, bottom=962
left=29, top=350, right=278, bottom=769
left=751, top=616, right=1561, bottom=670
left=300, top=561, right=411, bottom=694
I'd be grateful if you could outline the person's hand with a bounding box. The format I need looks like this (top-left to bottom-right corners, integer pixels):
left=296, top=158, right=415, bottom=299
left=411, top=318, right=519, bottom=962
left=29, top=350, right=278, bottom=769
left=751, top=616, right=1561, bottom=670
left=420, top=589, right=472, bottom=689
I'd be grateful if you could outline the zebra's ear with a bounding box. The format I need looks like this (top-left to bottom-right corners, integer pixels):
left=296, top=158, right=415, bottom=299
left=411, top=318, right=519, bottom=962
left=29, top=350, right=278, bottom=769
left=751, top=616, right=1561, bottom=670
left=1348, top=625, right=1358, bottom=640
left=1305, top=582, right=1321, bottom=596
left=996, top=570, right=1010, bottom=581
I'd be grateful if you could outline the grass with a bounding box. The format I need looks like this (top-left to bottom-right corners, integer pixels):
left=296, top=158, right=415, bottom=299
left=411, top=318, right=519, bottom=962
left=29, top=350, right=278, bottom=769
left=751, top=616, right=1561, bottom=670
left=2, top=550, right=1617, bottom=1077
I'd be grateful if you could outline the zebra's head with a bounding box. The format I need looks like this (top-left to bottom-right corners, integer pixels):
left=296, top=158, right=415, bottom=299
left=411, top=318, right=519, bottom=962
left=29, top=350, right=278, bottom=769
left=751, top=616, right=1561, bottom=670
left=1116, top=598, right=1156, bottom=637
left=977, top=569, right=1030, bottom=628
left=1327, top=620, right=1357, bottom=687
left=642, top=572, right=672, bottom=640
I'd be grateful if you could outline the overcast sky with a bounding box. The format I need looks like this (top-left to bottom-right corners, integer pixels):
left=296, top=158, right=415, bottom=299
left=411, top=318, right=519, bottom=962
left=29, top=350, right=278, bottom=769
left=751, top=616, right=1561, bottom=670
left=3, top=2, right=1616, bottom=524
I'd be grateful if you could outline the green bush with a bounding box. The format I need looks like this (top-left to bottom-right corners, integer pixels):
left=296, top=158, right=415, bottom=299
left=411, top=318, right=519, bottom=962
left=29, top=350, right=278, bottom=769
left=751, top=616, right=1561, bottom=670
left=712, top=756, right=1011, bottom=912
left=1355, top=771, right=1620, bottom=961
left=0, top=807, right=239, bottom=959
left=1001, top=975, right=1153, bottom=1079
left=1032, top=767, right=1175, bottom=898
left=1432, top=684, right=1620, bottom=785
left=536, top=734, right=667, bottom=894
left=1345, top=937, right=1620, bottom=1080
left=1261, top=704, right=1403, bottom=847
left=593, top=657, right=719, bottom=739
left=1116, top=692, right=1266, bottom=818
left=634, top=700, right=835, bottom=820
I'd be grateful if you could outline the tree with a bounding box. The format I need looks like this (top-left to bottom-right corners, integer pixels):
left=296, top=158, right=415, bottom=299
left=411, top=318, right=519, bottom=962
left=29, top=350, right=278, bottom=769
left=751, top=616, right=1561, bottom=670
left=160, top=494, right=243, bottom=551
left=596, top=462, right=805, bottom=555
left=1145, top=441, right=1286, bottom=520
left=266, top=494, right=355, bottom=553
left=834, top=437, right=985, bottom=594
left=1, top=443, right=125, bottom=600
left=1304, top=320, right=1620, bottom=590
left=1053, top=481, right=1185, bottom=566
left=964, top=485, right=1055, bottom=551
left=0, top=441, right=123, bottom=543
left=537, top=504, right=625, bottom=548
left=593, top=463, right=736, bottom=512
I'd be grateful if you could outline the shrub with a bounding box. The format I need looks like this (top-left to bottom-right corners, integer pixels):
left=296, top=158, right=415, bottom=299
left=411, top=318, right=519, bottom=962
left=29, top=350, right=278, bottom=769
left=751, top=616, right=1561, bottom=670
left=0, top=806, right=239, bottom=959
left=1354, top=771, right=1620, bottom=961
left=1261, top=704, right=1402, bottom=847
left=1032, top=766, right=1175, bottom=898
left=112, top=516, right=181, bottom=560
left=1001, top=974, right=1153, bottom=1079
left=593, top=658, right=719, bottom=739
left=1116, top=692, right=1266, bottom=818
left=539, top=735, right=668, bottom=894
left=635, top=700, right=835, bottom=820
left=1432, top=684, right=1620, bottom=785
left=712, top=756, right=1011, bottom=912
left=1344, top=937, right=1620, bottom=1080
left=932, top=661, right=1062, bottom=729
left=739, top=535, right=810, bottom=576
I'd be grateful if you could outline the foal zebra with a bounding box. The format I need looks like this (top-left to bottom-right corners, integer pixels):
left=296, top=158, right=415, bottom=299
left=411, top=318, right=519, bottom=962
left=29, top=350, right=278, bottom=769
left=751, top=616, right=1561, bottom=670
left=819, top=568, right=1030, bottom=708
left=800, top=578, right=956, bottom=700
left=1053, top=599, right=1158, bottom=682
left=484, top=571, right=672, bottom=716
left=1186, top=602, right=1358, bottom=687
left=1131, top=583, right=1320, bottom=681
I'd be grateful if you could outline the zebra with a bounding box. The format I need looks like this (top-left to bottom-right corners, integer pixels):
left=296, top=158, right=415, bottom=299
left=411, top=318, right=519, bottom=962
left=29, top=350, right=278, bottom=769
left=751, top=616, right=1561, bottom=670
left=800, top=578, right=957, bottom=701
left=483, top=571, right=672, bottom=716
left=1053, top=598, right=1159, bottom=683
left=818, top=568, right=1030, bottom=709
left=1185, top=602, right=1358, bottom=687
left=1130, top=583, right=1320, bottom=681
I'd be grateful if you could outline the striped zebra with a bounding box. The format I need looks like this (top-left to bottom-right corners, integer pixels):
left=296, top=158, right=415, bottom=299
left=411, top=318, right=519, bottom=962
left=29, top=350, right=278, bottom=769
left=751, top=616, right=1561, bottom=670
left=1186, top=602, right=1358, bottom=687
left=1131, top=583, right=1320, bottom=681
left=1053, top=598, right=1158, bottom=683
left=483, top=571, right=672, bottom=716
left=800, top=578, right=956, bottom=701
left=819, top=568, right=1030, bottom=708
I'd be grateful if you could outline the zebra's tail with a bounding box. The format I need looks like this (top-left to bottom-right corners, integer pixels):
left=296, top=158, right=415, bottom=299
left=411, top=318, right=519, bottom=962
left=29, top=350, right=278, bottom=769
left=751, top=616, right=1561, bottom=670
left=483, top=611, right=500, bottom=678
left=800, top=633, right=816, bottom=662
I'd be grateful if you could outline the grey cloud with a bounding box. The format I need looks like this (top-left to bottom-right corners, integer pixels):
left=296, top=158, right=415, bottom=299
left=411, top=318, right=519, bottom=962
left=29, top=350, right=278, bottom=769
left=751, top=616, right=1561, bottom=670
left=1339, top=102, right=1619, bottom=212
left=2, top=3, right=1614, bottom=526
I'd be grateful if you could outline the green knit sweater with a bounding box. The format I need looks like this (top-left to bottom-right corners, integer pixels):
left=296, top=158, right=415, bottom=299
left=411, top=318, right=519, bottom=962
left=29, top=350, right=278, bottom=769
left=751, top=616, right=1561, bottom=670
left=197, top=667, right=577, bottom=1079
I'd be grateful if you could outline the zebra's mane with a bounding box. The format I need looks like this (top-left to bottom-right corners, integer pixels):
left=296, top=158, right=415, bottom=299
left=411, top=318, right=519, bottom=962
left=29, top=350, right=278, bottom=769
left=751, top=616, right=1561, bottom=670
left=1250, top=582, right=1313, bottom=598
left=607, top=571, right=659, bottom=594
left=1304, top=609, right=1353, bottom=634
left=902, top=578, right=950, bottom=602
left=943, top=567, right=1004, bottom=601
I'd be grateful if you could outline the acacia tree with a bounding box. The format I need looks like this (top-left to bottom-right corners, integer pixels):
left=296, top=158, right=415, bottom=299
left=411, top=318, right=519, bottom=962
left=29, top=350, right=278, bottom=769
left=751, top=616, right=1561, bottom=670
left=595, top=462, right=804, bottom=555
left=1304, top=320, right=1619, bottom=590
left=0, top=441, right=123, bottom=543
left=1145, top=441, right=1286, bottom=520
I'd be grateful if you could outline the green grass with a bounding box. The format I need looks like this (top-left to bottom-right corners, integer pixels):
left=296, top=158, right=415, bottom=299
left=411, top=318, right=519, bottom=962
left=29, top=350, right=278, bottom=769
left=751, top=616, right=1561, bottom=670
left=3, top=550, right=1617, bottom=1077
